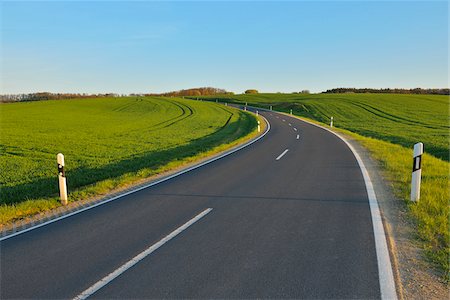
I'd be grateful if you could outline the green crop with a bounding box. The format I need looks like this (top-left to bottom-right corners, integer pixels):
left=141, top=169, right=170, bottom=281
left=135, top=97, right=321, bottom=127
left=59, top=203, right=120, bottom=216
left=0, top=97, right=257, bottom=223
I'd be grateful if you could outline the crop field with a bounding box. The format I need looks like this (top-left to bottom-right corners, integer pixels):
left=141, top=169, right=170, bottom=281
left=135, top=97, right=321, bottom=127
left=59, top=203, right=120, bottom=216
left=202, top=93, right=449, bottom=161
left=0, top=97, right=257, bottom=223
left=200, top=92, right=450, bottom=278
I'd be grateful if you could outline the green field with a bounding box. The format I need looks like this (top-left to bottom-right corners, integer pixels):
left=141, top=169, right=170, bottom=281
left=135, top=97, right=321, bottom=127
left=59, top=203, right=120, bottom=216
left=201, top=93, right=449, bottom=161
left=199, top=93, right=450, bottom=278
left=0, top=97, right=257, bottom=223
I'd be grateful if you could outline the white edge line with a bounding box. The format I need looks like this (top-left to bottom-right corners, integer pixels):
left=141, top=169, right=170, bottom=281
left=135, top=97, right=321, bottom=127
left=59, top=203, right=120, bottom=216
left=73, top=208, right=213, bottom=300
left=280, top=112, right=397, bottom=300
left=275, top=149, right=289, bottom=160
left=0, top=116, right=271, bottom=242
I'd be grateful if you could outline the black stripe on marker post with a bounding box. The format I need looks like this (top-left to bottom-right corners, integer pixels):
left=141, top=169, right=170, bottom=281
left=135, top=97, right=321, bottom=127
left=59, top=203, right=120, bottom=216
left=412, top=155, right=422, bottom=172
left=58, top=164, right=65, bottom=177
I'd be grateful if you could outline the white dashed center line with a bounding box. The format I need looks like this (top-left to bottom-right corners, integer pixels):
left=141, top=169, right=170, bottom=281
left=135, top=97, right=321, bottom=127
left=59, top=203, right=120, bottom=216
left=276, top=149, right=289, bottom=160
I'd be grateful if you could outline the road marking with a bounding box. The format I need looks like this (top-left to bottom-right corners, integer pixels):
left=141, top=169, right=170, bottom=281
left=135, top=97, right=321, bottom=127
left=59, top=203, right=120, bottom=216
left=282, top=119, right=285, bottom=122
left=296, top=134, right=300, bottom=139
left=293, top=128, right=297, bottom=131
left=286, top=114, right=397, bottom=300
left=73, top=208, right=213, bottom=300
left=288, top=123, right=292, bottom=126
left=276, top=149, right=289, bottom=160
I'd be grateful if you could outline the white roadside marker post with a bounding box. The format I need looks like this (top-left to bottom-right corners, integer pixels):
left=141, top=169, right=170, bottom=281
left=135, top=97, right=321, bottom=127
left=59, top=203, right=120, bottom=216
left=330, top=116, right=333, bottom=127
left=257, top=121, right=261, bottom=133
left=411, top=142, right=423, bottom=202
left=225, top=103, right=227, bottom=106
left=256, top=110, right=258, bottom=116
left=290, top=109, right=293, bottom=115
left=57, top=153, right=68, bottom=205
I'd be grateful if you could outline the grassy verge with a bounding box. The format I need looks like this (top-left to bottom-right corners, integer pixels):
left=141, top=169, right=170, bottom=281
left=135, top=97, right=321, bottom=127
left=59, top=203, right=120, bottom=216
left=284, top=113, right=449, bottom=280
left=0, top=98, right=261, bottom=225
left=354, top=134, right=449, bottom=280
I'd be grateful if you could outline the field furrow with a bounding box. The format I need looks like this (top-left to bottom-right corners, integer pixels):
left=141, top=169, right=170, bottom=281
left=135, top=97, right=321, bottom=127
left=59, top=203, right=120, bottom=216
left=0, top=97, right=257, bottom=213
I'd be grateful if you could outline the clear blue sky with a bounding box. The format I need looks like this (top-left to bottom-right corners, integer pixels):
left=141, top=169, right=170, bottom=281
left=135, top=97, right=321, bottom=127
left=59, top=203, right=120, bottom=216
left=1, top=1, right=448, bottom=94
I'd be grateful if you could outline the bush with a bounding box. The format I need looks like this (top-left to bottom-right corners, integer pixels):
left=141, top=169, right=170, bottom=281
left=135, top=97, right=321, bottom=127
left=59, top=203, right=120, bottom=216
left=245, top=89, right=259, bottom=94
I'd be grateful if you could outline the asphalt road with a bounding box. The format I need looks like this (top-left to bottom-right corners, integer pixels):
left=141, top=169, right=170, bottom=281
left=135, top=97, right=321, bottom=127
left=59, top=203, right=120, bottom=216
left=1, top=109, right=388, bottom=299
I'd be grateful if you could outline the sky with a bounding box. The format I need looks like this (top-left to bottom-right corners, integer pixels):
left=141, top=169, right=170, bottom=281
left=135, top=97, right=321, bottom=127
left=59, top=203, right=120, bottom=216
left=0, top=1, right=448, bottom=94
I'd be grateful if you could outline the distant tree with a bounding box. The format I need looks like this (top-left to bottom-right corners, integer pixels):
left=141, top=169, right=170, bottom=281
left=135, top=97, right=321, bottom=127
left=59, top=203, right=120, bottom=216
left=245, top=89, right=259, bottom=94
left=189, top=90, right=202, bottom=96
left=300, top=90, right=310, bottom=94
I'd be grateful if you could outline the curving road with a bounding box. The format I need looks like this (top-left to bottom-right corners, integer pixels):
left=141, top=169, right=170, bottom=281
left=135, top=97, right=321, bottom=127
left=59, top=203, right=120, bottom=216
left=0, top=108, right=395, bottom=299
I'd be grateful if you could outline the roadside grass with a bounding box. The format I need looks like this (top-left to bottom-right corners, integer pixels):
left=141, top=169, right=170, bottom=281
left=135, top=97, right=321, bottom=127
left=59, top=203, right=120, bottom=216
left=200, top=93, right=449, bottom=279
left=337, top=127, right=449, bottom=280
left=282, top=112, right=449, bottom=280
left=0, top=97, right=258, bottom=225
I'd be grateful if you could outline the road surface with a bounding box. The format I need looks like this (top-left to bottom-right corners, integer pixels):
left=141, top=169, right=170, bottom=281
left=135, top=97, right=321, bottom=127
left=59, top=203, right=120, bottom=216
left=1, top=109, right=394, bottom=299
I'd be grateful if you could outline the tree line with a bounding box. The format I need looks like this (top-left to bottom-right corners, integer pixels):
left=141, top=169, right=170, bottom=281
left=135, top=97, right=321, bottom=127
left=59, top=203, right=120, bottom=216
left=0, top=92, right=123, bottom=103
left=146, top=87, right=233, bottom=97
left=0, top=88, right=232, bottom=103
left=322, top=88, right=449, bottom=95
left=3, top=87, right=448, bottom=103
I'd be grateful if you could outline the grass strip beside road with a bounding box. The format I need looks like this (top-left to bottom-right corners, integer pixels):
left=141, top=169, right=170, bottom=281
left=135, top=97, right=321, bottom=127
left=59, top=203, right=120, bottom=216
left=355, top=134, right=449, bottom=280
left=291, top=115, right=449, bottom=281
left=0, top=97, right=260, bottom=226
left=202, top=94, right=449, bottom=280
left=313, top=121, right=450, bottom=280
